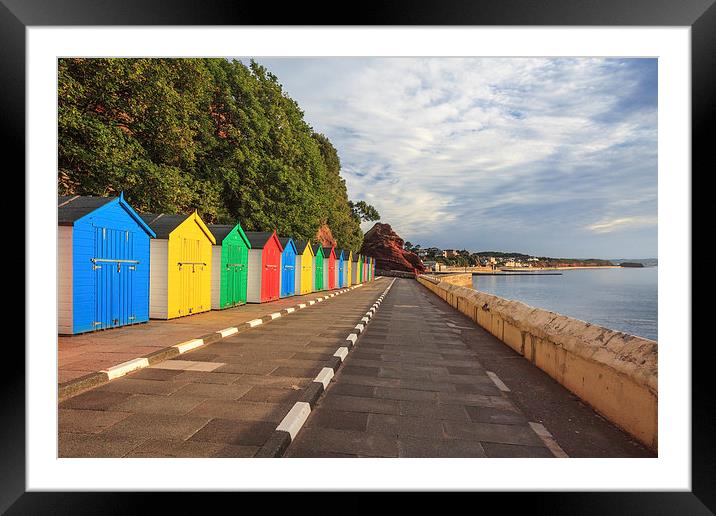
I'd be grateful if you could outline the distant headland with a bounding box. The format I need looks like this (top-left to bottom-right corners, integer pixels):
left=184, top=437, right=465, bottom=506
left=403, top=245, right=622, bottom=272
left=619, top=262, right=645, bottom=268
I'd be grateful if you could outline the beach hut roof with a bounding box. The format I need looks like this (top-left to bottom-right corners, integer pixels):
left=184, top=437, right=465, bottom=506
left=207, top=223, right=251, bottom=248
left=140, top=211, right=214, bottom=243
left=245, top=231, right=283, bottom=251
left=58, top=195, right=114, bottom=224
left=336, top=249, right=345, bottom=259
left=352, top=254, right=360, bottom=262
left=278, top=237, right=297, bottom=254
left=295, top=240, right=313, bottom=255
left=59, top=194, right=155, bottom=237
left=312, top=244, right=325, bottom=256
left=140, top=213, right=190, bottom=239
left=206, top=225, right=234, bottom=244
left=322, top=246, right=336, bottom=258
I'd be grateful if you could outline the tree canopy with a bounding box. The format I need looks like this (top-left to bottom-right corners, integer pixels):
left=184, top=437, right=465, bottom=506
left=58, top=57, right=377, bottom=251
left=350, top=200, right=381, bottom=223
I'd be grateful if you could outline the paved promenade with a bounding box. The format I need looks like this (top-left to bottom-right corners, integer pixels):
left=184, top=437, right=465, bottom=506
left=286, top=279, right=654, bottom=458
left=58, top=279, right=387, bottom=457
left=58, top=277, right=654, bottom=458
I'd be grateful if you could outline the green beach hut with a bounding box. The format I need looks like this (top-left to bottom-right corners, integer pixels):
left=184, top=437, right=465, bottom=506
left=208, top=223, right=251, bottom=309
left=312, top=244, right=325, bottom=291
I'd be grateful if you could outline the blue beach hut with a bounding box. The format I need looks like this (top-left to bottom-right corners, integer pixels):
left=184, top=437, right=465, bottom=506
left=336, top=249, right=346, bottom=288
left=278, top=237, right=297, bottom=297
left=58, top=193, right=156, bottom=334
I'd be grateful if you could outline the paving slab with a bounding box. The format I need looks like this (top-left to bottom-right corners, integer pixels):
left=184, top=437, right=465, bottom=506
left=285, top=427, right=400, bottom=458
left=125, top=439, right=258, bottom=458
left=188, top=419, right=277, bottom=446
left=366, top=414, right=445, bottom=439
left=481, top=442, right=554, bottom=458
left=397, top=436, right=488, bottom=458
left=58, top=433, right=146, bottom=458
left=101, top=413, right=212, bottom=441
left=188, top=399, right=293, bottom=422
left=240, top=386, right=304, bottom=404
left=171, top=382, right=254, bottom=400
left=95, top=378, right=191, bottom=396
left=306, top=410, right=370, bottom=432
left=319, top=394, right=400, bottom=415
left=58, top=409, right=133, bottom=434
left=59, top=390, right=133, bottom=411
left=109, top=394, right=207, bottom=416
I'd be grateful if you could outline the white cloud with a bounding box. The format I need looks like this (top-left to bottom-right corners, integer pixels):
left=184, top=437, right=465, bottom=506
left=258, top=57, right=657, bottom=257
left=586, top=216, right=658, bottom=234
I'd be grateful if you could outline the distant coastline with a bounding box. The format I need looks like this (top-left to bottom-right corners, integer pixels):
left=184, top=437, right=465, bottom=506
left=435, top=265, right=622, bottom=273
left=502, top=265, right=622, bottom=271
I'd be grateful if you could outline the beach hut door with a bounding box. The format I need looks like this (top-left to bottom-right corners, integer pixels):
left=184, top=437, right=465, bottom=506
left=282, top=253, right=294, bottom=295
left=315, top=257, right=323, bottom=290
left=178, top=238, right=204, bottom=314
left=225, top=242, right=247, bottom=306
left=263, top=245, right=279, bottom=300
left=93, top=227, right=136, bottom=329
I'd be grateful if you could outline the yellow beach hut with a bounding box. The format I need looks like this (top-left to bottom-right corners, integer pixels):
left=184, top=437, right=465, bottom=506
left=140, top=211, right=216, bottom=319
left=295, top=240, right=314, bottom=295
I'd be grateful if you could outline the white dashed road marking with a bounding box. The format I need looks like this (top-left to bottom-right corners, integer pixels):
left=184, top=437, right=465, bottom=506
left=486, top=371, right=511, bottom=392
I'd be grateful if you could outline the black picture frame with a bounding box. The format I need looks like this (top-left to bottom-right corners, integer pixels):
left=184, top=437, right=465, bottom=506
left=5, top=0, right=706, bottom=512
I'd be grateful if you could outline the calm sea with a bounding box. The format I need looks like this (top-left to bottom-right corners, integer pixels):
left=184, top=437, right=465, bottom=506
left=472, top=267, right=658, bottom=341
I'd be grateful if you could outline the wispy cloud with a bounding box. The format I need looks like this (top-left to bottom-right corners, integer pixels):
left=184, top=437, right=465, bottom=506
left=256, top=57, right=657, bottom=258
left=586, top=216, right=657, bottom=234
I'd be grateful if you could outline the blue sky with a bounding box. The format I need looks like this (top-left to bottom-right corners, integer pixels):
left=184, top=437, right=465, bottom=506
left=255, top=57, right=657, bottom=259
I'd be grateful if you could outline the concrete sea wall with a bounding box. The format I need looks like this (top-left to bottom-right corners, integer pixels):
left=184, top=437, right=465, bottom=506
left=418, top=273, right=658, bottom=451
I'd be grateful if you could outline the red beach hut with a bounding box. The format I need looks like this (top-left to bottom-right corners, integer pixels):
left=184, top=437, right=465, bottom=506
left=245, top=231, right=283, bottom=303
left=322, top=246, right=337, bottom=290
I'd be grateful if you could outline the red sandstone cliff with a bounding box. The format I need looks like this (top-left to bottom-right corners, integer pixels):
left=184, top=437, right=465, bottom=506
left=359, top=223, right=425, bottom=274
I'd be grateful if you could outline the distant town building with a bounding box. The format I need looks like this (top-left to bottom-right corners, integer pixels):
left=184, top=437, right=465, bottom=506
left=423, top=260, right=437, bottom=271
left=442, top=249, right=458, bottom=257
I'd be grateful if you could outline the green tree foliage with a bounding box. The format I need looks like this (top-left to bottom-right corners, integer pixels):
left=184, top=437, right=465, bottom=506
left=58, top=58, right=366, bottom=251
left=349, top=200, right=381, bottom=223
left=311, top=133, right=364, bottom=251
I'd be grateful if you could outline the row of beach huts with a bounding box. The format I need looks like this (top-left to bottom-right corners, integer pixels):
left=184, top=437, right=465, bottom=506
left=58, top=194, right=376, bottom=335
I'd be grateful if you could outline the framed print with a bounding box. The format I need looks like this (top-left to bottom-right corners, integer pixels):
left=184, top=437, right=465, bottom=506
left=5, top=0, right=708, bottom=511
